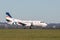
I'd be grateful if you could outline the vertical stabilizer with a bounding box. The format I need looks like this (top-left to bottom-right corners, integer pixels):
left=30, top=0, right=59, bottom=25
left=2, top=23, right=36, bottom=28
left=6, top=12, right=12, bottom=18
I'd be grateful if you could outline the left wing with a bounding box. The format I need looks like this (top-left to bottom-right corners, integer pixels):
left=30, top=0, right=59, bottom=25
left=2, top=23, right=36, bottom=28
left=18, top=22, right=26, bottom=26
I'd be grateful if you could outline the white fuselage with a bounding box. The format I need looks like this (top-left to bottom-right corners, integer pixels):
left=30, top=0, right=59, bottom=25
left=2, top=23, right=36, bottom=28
left=6, top=17, right=47, bottom=27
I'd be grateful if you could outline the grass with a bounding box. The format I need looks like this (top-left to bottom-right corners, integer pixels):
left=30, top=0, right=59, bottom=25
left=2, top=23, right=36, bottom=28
left=0, top=29, right=60, bottom=40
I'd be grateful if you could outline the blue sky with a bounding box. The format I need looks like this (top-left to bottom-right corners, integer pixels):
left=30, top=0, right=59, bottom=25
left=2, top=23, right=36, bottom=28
left=0, top=0, right=60, bottom=23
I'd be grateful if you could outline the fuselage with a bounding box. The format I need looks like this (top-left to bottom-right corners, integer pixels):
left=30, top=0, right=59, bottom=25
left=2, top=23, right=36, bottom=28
left=6, top=17, right=47, bottom=27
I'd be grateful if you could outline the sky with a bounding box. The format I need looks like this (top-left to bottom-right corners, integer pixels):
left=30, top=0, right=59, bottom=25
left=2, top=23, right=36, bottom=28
left=0, top=0, right=60, bottom=23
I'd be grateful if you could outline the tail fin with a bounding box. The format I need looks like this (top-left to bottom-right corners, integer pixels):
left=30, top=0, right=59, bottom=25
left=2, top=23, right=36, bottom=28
left=6, top=12, right=12, bottom=18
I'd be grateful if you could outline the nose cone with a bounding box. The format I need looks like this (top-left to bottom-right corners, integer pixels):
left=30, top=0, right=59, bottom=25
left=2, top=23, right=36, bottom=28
left=42, top=23, right=47, bottom=27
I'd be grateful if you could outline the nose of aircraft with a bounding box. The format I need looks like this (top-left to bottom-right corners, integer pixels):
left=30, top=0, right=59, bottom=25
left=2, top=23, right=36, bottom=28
left=42, top=23, right=47, bottom=27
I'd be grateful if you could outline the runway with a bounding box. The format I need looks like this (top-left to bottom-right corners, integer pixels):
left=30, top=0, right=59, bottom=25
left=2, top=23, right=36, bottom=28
left=0, top=22, right=60, bottom=29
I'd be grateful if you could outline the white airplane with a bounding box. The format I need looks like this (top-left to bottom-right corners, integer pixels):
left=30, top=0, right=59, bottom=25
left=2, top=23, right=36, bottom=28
left=6, top=12, right=47, bottom=27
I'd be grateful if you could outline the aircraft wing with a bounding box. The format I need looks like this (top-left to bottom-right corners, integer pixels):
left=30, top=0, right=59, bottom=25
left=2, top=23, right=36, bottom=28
left=18, top=22, right=26, bottom=26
